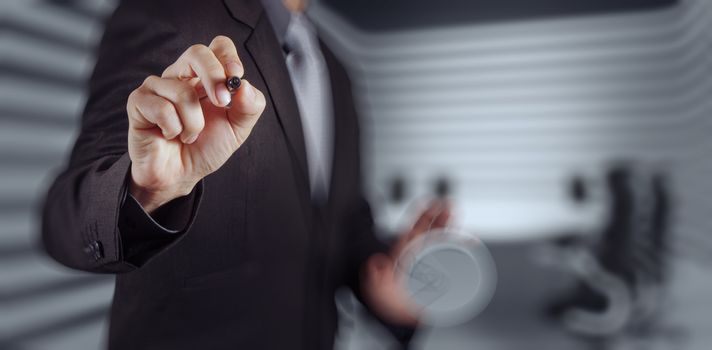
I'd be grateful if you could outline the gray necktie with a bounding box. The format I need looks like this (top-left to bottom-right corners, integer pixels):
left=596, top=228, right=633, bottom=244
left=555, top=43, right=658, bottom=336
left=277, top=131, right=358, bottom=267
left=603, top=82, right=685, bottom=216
left=284, top=13, right=333, bottom=202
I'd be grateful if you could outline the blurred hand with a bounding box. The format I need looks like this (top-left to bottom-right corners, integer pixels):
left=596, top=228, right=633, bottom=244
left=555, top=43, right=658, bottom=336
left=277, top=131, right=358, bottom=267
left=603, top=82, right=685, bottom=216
left=362, top=200, right=451, bottom=326
left=126, top=36, right=266, bottom=212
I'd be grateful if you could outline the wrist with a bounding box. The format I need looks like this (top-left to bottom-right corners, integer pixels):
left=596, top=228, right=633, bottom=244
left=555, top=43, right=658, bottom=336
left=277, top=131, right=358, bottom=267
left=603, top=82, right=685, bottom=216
left=129, top=176, right=197, bottom=214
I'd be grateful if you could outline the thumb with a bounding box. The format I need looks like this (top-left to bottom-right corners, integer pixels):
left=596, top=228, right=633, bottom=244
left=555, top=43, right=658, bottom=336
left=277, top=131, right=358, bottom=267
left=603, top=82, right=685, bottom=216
left=227, top=80, right=265, bottom=138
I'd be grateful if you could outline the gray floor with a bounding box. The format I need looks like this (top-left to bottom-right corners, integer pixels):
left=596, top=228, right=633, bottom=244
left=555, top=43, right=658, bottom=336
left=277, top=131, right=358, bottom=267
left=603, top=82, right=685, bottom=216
left=338, top=244, right=712, bottom=350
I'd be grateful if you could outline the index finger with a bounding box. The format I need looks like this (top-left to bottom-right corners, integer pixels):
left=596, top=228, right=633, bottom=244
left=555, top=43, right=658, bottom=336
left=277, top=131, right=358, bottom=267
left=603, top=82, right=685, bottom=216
left=162, top=44, right=228, bottom=107
left=209, top=35, right=244, bottom=79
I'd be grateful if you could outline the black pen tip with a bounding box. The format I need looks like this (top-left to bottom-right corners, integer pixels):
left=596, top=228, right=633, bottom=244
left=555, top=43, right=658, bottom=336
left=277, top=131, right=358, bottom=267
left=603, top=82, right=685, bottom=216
left=227, top=76, right=241, bottom=92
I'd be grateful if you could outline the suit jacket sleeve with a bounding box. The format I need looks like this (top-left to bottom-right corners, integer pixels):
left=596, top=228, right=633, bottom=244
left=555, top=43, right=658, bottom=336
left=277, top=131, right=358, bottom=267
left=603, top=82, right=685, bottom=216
left=41, top=1, right=201, bottom=273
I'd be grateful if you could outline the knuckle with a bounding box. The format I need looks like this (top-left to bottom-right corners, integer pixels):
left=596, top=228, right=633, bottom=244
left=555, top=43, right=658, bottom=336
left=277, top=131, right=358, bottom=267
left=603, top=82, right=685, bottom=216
left=175, top=86, right=198, bottom=103
left=187, top=43, right=209, bottom=56
left=206, top=62, right=225, bottom=77
left=161, top=63, right=176, bottom=78
left=156, top=101, right=175, bottom=120
left=217, top=51, right=238, bottom=62
left=143, top=75, right=159, bottom=86
left=127, top=89, right=148, bottom=112
left=127, top=89, right=139, bottom=105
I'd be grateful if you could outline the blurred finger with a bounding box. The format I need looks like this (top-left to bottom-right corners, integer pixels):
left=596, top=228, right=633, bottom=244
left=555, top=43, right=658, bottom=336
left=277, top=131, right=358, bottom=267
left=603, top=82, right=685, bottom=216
left=430, top=201, right=452, bottom=229
left=409, top=202, right=441, bottom=235
left=402, top=200, right=451, bottom=245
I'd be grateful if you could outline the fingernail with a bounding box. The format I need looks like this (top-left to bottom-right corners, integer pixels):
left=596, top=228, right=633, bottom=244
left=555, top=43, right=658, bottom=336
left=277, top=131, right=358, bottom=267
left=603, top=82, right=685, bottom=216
left=216, top=83, right=232, bottom=106
left=227, top=62, right=242, bottom=77
left=164, top=130, right=177, bottom=140
left=182, top=134, right=197, bottom=144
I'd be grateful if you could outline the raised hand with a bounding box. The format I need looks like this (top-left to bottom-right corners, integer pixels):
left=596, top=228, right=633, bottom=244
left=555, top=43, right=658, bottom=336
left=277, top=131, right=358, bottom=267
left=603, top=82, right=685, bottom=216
left=362, top=201, right=452, bottom=325
left=126, top=36, right=266, bottom=212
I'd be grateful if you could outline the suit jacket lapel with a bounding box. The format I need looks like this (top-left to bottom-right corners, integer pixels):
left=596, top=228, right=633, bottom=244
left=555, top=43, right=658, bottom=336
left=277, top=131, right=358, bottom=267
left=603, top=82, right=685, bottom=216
left=224, top=0, right=311, bottom=192
left=223, top=0, right=263, bottom=29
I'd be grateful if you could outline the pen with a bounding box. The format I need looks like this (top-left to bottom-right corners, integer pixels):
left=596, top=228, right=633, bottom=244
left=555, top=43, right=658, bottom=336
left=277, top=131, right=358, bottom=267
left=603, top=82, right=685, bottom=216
left=226, top=76, right=242, bottom=92
left=198, top=76, right=242, bottom=107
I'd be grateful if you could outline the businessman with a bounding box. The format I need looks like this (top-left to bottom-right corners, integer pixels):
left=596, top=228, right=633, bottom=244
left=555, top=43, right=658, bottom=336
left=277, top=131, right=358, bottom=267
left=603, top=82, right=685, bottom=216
left=41, top=0, right=450, bottom=348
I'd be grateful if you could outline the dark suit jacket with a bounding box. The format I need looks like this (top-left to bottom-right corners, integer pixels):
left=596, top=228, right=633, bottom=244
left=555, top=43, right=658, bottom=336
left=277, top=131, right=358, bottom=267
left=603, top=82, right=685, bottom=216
left=41, top=0, right=389, bottom=348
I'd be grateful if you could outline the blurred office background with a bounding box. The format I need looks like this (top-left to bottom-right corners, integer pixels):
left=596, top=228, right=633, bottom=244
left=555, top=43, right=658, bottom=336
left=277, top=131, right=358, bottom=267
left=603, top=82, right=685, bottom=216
left=1, top=0, right=711, bottom=349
